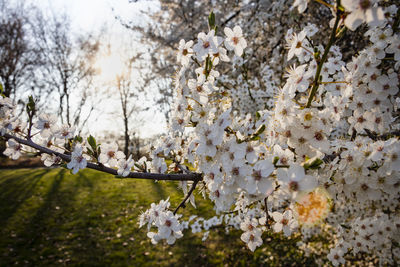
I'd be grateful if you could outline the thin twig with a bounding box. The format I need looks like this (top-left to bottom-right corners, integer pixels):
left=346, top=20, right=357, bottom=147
left=221, top=9, right=241, bottom=27
left=2, top=133, right=203, bottom=182
left=313, top=0, right=334, bottom=9
left=392, top=7, right=400, bottom=33
left=173, top=180, right=199, bottom=215
left=306, top=1, right=341, bottom=108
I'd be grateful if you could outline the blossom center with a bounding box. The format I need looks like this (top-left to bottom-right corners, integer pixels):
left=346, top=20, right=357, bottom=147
left=314, top=132, right=323, bottom=141
left=359, top=0, right=371, bottom=10
left=284, top=130, right=291, bottom=138
left=304, top=112, right=312, bottom=121
left=361, top=183, right=369, bottom=191
left=289, top=181, right=299, bottom=191
left=252, top=170, right=262, bottom=181
left=77, top=156, right=84, bottom=163
left=249, top=234, right=255, bottom=242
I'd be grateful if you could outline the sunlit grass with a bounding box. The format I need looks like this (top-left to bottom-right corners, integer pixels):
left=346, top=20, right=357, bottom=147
left=0, top=168, right=316, bottom=266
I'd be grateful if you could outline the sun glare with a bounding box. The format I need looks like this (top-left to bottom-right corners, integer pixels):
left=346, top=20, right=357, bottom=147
left=96, top=52, right=126, bottom=82
left=294, top=187, right=332, bottom=226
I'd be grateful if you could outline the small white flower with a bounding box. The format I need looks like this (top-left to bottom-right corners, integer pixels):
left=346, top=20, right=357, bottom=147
left=282, top=64, right=312, bottom=97
left=291, top=0, right=309, bottom=13
left=99, top=142, right=125, bottom=167
left=3, top=138, right=22, bottom=160
left=177, top=39, right=193, bottom=66
left=246, top=160, right=274, bottom=195
left=224, top=26, right=247, bottom=57
left=193, top=30, right=219, bottom=61
left=117, top=155, right=135, bottom=177
left=34, top=113, right=58, bottom=138
left=271, top=210, right=298, bottom=237
left=286, top=31, right=308, bottom=61
left=67, top=144, right=87, bottom=174
left=277, top=164, right=317, bottom=198
left=342, top=0, right=385, bottom=31
left=55, top=124, right=75, bottom=140
left=327, top=248, right=346, bottom=266
left=212, top=46, right=230, bottom=65
left=41, top=152, right=62, bottom=167
left=240, top=227, right=263, bottom=252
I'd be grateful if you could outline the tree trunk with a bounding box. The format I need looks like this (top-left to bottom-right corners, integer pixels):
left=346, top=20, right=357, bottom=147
left=124, top=116, right=129, bottom=156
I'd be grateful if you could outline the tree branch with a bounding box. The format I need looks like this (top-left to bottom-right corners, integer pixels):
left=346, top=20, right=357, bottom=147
left=173, top=180, right=199, bottom=215
left=306, top=1, right=341, bottom=108
left=2, top=133, right=203, bottom=182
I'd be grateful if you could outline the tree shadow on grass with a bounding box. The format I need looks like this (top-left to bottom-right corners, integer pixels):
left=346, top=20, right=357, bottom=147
left=1, top=168, right=107, bottom=265
left=0, top=169, right=71, bottom=265
left=149, top=181, right=168, bottom=200
left=0, top=168, right=50, bottom=226
left=75, top=171, right=94, bottom=189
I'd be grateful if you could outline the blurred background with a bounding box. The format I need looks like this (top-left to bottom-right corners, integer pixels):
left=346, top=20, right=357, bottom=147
left=2, top=0, right=326, bottom=160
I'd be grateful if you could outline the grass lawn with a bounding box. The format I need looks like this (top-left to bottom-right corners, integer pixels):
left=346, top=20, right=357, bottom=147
left=0, top=168, right=316, bottom=266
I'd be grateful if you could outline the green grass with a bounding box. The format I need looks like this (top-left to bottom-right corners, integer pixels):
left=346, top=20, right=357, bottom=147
left=0, top=168, right=317, bottom=266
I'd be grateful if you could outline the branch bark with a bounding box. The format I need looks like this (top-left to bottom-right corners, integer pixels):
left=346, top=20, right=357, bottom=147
left=173, top=180, right=199, bottom=215
left=2, top=133, right=203, bottom=182
left=306, top=1, right=341, bottom=108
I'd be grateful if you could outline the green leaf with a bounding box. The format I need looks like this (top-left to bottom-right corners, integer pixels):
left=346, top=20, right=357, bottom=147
left=60, top=163, right=68, bottom=169
left=254, top=124, right=265, bottom=136
left=208, top=11, right=215, bottom=29
left=304, top=158, right=324, bottom=170
left=87, top=135, right=97, bottom=150
left=87, top=147, right=94, bottom=157
left=27, top=96, right=36, bottom=113
left=74, top=136, right=83, bottom=143
left=0, top=83, right=3, bottom=94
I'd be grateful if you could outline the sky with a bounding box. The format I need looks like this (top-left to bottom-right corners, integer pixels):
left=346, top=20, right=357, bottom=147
left=31, top=0, right=166, bottom=139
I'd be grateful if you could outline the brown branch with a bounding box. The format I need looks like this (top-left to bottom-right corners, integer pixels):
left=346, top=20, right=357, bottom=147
left=173, top=180, right=199, bottom=215
left=2, top=133, right=203, bottom=182
left=392, top=7, right=400, bottom=33
left=221, top=9, right=241, bottom=27
left=306, top=1, right=341, bottom=108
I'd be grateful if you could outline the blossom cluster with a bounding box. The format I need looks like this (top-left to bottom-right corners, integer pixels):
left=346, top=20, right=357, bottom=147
left=0, top=98, right=147, bottom=176
left=149, top=1, right=400, bottom=264
left=139, top=199, right=184, bottom=245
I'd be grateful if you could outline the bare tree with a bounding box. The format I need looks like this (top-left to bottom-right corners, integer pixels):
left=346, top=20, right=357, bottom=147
left=0, top=0, right=42, bottom=98
left=114, top=53, right=148, bottom=157
left=33, top=11, right=102, bottom=129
